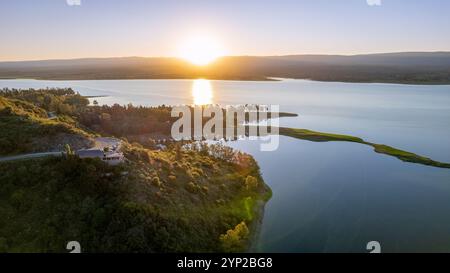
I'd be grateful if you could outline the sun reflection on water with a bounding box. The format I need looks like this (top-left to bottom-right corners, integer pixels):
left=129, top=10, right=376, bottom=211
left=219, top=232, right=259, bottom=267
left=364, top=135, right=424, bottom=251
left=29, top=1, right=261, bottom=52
left=192, top=79, right=213, bottom=105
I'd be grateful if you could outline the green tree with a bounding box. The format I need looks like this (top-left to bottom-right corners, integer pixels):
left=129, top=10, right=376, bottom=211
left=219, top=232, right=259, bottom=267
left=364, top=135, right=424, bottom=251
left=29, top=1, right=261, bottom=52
left=245, top=175, right=259, bottom=191
left=64, top=144, right=74, bottom=156
left=219, top=221, right=250, bottom=252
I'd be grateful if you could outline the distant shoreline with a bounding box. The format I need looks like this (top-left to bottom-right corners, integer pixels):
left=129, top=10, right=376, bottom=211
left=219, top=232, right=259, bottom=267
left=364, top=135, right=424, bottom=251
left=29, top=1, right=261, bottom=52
left=1, top=52, right=449, bottom=85
left=1, top=76, right=450, bottom=86
left=83, top=95, right=109, bottom=99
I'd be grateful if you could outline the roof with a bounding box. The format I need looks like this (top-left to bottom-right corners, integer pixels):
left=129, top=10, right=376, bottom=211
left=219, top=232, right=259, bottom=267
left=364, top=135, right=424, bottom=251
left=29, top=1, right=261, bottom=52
left=105, top=152, right=123, bottom=158
left=76, top=149, right=105, bottom=158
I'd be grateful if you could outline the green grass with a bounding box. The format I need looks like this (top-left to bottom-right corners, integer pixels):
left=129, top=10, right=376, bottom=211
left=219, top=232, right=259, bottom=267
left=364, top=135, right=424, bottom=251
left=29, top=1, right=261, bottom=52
left=279, top=127, right=450, bottom=169
left=370, top=144, right=450, bottom=168
left=279, top=127, right=363, bottom=143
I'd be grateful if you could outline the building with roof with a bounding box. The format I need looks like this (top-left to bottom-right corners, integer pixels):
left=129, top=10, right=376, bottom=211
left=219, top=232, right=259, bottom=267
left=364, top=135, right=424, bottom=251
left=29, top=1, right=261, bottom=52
left=76, top=149, right=124, bottom=165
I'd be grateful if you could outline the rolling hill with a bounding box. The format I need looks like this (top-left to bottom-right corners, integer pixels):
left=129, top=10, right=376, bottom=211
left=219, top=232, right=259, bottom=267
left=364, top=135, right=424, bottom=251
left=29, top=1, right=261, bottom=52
left=0, top=52, right=449, bottom=84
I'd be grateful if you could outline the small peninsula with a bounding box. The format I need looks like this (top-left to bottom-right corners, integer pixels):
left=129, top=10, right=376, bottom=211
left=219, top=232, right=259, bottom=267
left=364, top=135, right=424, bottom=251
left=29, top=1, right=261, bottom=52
left=279, top=127, right=450, bottom=169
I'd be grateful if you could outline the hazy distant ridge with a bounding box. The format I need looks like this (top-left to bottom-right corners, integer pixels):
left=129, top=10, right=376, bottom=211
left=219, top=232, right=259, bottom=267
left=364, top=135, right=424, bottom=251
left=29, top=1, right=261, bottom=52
left=1, top=52, right=449, bottom=84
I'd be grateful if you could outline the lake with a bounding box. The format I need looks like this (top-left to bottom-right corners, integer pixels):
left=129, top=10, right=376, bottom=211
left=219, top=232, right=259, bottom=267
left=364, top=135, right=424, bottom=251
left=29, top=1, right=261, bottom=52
left=2, top=78, right=450, bottom=252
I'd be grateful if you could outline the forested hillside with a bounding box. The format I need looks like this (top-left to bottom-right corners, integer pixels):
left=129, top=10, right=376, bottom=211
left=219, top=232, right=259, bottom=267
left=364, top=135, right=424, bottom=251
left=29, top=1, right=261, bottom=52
left=0, top=89, right=271, bottom=252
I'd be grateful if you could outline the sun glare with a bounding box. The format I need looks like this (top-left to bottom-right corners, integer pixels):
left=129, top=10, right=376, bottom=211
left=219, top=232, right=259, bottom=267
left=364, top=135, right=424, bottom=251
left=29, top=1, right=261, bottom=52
left=178, top=36, right=225, bottom=66
left=192, top=79, right=213, bottom=105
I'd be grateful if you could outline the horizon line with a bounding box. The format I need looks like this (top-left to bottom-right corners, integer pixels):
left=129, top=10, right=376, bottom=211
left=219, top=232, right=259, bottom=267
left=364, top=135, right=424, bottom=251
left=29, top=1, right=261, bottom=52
left=1, top=50, right=450, bottom=63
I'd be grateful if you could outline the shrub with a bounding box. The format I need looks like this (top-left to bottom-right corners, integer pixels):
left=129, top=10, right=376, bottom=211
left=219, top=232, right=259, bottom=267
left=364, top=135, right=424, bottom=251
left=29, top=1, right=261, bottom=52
left=219, top=222, right=250, bottom=252
left=244, top=176, right=259, bottom=191
left=186, top=182, right=200, bottom=194
left=168, top=175, right=177, bottom=182
left=151, top=176, right=161, bottom=187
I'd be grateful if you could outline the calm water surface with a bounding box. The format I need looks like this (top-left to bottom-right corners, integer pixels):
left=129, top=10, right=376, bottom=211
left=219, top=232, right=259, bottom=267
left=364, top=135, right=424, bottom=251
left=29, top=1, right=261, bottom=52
left=2, top=78, right=450, bottom=252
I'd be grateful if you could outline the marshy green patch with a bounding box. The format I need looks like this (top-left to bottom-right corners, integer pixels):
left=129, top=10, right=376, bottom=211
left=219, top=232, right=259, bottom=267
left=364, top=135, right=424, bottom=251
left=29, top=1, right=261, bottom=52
left=279, top=127, right=450, bottom=169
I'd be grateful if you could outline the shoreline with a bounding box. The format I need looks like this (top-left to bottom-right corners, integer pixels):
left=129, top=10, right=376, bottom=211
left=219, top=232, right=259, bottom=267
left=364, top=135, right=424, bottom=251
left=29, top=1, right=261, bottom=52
left=246, top=182, right=272, bottom=253
left=2, top=77, right=450, bottom=86
left=246, top=199, right=266, bottom=253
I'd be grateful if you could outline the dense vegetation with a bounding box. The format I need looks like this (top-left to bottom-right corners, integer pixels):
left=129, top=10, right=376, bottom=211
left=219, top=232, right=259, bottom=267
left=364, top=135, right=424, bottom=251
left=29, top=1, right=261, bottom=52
left=78, top=103, right=173, bottom=146
left=0, top=91, right=93, bottom=155
left=0, top=89, right=271, bottom=252
left=0, top=142, right=269, bottom=252
left=78, top=104, right=296, bottom=146
left=0, top=88, right=175, bottom=149
left=0, top=88, right=89, bottom=115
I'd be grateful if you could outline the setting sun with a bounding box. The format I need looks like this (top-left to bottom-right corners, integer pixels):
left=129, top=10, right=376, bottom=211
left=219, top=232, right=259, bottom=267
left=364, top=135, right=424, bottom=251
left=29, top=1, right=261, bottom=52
left=178, top=35, right=225, bottom=66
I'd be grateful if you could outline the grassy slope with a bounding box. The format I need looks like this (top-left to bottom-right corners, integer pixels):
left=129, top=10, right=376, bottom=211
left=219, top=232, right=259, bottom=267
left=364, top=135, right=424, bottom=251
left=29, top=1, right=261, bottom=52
left=0, top=96, right=93, bottom=155
left=279, top=127, right=450, bottom=169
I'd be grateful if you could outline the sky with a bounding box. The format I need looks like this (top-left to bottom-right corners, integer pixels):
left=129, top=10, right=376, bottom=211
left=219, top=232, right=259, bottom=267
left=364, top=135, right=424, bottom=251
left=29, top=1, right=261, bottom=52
left=0, top=0, right=449, bottom=61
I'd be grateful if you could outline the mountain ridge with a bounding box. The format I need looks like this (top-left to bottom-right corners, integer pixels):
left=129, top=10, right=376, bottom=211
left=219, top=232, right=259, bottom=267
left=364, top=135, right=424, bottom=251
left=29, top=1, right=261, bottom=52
left=1, top=52, right=449, bottom=84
